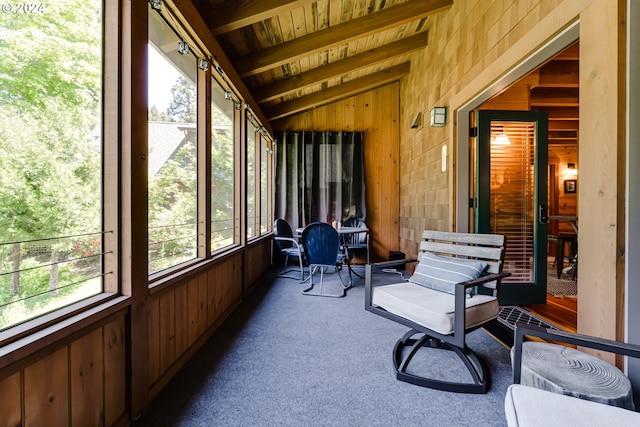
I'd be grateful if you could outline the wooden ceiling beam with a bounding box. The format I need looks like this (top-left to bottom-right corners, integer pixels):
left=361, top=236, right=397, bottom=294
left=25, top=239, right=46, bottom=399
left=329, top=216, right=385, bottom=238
left=549, top=131, right=578, bottom=139
left=548, top=121, right=579, bottom=131
left=253, top=33, right=427, bottom=103
left=537, top=61, right=579, bottom=88
left=530, top=88, right=579, bottom=107
left=532, top=107, right=579, bottom=120
left=554, top=42, right=580, bottom=60
left=234, top=0, right=452, bottom=77
left=169, top=0, right=273, bottom=135
left=549, top=138, right=578, bottom=144
left=264, top=62, right=410, bottom=120
left=200, top=0, right=315, bottom=35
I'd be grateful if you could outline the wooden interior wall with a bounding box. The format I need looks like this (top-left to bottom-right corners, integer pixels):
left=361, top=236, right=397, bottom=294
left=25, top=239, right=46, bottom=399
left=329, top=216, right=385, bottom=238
left=0, top=239, right=273, bottom=427
left=246, top=238, right=273, bottom=293
left=271, top=83, right=401, bottom=262
left=0, top=314, right=127, bottom=427
left=147, top=248, right=262, bottom=400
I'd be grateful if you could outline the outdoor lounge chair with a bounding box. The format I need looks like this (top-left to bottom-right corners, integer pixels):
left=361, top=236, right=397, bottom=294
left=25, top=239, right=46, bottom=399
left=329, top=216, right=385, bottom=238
left=365, top=230, right=509, bottom=393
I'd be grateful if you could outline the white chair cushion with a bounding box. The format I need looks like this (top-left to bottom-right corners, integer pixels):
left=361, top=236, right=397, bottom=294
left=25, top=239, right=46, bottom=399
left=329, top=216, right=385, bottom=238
left=504, top=384, right=640, bottom=427
left=371, top=282, right=498, bottom=335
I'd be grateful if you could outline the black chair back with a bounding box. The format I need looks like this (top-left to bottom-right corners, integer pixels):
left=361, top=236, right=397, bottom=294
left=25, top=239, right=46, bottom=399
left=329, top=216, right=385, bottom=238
left=274, top=219, right=295, bottom=250
left=343, top=217, right=367, bottom=245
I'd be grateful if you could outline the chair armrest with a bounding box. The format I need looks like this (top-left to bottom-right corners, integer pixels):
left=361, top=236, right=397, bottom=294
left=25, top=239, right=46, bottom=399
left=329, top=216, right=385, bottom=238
left=512, top=323, right=640, bottom=384
left=463, top=271, right=511, bottom=287
left=368, top=259, right=419, bottom=269
left=274, top=236, right=303, bottom=250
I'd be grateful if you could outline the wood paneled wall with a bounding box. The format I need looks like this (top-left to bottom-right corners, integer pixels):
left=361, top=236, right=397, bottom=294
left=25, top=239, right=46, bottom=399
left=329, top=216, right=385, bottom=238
left=0, top=238, right=273, bottom=427
left=148, top=253, right=244, bottom=398
left=271, top=83, right=401, bottom=262
left=147, top=239, right=272, bottom=399
left=0, top=315, right=127, bottom=427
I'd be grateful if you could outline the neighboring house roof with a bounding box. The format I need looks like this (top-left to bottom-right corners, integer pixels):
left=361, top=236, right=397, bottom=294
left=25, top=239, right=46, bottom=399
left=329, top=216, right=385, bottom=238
left=148, top=122, right=192, bottom=176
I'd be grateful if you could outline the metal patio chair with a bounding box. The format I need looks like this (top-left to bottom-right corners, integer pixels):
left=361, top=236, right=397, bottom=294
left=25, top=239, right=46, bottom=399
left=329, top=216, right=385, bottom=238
left=301, top=222, right=351, bottom=297
left=273, top=219, right=305, bottom=281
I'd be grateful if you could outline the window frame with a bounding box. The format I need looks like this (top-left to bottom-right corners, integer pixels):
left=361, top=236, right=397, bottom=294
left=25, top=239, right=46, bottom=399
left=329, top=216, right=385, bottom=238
left=0, top=0, right=119, bottom=349
left=209, top=76, right=240, bottom=254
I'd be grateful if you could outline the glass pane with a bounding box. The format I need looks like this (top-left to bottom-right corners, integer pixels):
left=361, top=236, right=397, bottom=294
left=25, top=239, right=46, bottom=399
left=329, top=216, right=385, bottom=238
left=148, top=9, right=198, bottom=275
left=246, top=121, right=257, bottom=239
left=260, top=135, right=269, bottom=234
left=0, top=2, right=103, bottom=330
left=489, top=121, right=535, bottom=282
left=211, top=81, right=235, bottom=251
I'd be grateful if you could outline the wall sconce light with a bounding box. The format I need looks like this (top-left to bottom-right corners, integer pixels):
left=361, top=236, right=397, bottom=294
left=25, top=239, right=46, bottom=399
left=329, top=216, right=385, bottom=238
left=567, top=163, right=578, bottom=176
left=410, top=112, right=423, bottom=129
left=430, top=106, right=447, bottom=127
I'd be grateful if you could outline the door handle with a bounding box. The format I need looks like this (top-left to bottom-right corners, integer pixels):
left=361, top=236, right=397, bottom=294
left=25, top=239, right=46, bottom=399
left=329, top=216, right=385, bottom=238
left=539, top=205, right=548, bottom=223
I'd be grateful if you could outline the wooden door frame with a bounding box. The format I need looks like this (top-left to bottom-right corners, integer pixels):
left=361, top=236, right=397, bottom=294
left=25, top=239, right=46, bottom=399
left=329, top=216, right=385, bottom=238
left=455, top=22, right=580, bottom=233
left=626, top=0, right=640, bottom=396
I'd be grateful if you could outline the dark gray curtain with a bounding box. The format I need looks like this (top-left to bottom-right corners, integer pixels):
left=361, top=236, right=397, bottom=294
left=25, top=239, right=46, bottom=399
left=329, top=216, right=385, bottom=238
left=275, top=131, right=365, bottom=231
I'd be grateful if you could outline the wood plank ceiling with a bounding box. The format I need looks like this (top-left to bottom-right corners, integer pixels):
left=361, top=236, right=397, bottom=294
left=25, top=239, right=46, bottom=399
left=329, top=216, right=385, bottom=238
left=192, top=0, right=454, bottom=124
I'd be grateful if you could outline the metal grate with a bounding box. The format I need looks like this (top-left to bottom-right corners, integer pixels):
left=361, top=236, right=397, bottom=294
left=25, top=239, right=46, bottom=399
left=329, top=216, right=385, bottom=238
left=498, top=306, right=561, bottom=331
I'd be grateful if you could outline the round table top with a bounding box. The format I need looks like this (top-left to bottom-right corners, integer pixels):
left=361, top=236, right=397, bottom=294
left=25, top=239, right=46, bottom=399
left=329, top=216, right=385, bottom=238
left=513, top=341, right=634, bottom=410
left=296, top=226, right=368, bottom=235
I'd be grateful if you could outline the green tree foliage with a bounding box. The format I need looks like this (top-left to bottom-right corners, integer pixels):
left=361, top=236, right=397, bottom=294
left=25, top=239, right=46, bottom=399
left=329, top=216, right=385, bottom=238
left=148, top=137, right=198, bottom=273
left=167, top=76, right=196, bottom=123
left=148, top=73, right=198, bottom=272
left=0, top=1, right=102, bottom=313
left=149, top=105, right=171, bottom=122
left=211, top=125, right=234, bottom=248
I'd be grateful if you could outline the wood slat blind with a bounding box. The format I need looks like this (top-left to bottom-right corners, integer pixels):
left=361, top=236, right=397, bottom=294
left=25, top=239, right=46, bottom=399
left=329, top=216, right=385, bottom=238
left=489, top=122, right=536, bottom=282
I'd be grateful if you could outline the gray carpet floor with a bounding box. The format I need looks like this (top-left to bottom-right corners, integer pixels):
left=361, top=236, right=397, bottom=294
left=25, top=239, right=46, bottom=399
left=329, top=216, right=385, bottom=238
left=134, top=266, right=513, bottom=426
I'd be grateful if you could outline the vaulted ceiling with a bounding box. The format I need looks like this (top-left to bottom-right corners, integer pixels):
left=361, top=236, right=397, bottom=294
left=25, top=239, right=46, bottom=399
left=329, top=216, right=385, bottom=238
left=190, top=0, right=579, bottom=135
left=192, top=0, right=454, bottom=124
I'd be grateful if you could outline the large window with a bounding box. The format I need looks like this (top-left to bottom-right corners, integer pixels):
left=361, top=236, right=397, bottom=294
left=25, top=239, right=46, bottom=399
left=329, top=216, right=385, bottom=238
left=148, top=8, right=198, bottom=275
left=0, top=2, right=104, bottom=330
left=211, top=80, right=236, bottom=251
left=246, top=119, right=258, bottom=239
left=260, top=134, right=270, bottom=235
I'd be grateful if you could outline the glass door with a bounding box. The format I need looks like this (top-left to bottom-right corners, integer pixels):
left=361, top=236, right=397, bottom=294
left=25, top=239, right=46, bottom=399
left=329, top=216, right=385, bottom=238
left=476, top=110, right=548, bottom=305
